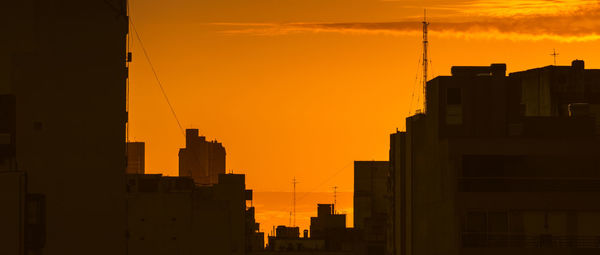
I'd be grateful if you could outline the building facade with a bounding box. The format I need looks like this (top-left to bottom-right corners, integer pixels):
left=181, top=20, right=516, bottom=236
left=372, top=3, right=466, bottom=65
left=127, top=142, right=146, bottom=174
left=390, top=62, right=600, bottom=255
left=1, top=1, right=129, bottom=254
left=179, top=129, right=226, bottom=185
left=126, top=173, right=262, bottom=255
left=354, top=161, right=390, bottom=255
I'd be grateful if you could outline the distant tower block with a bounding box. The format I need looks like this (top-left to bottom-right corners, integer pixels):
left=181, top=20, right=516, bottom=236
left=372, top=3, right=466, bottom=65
left=178, top=129, right=226, bottom=185
left=126, top=142, right=145, bottom=174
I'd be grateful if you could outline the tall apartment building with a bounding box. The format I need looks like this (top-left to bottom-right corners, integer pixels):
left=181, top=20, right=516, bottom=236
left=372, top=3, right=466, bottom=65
left=354, top=161, right=390, bottom=255
left=126, top=173, right=261, bottom=255
left=389, top=62, right=600, bottom=255
left=179, top=129, right=226, bottom=185
left=1, top=1, right=128, bottom=254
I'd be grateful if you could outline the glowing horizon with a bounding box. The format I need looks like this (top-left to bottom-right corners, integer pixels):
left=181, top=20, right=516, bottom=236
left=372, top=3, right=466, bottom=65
left=128, top=0, right=600, bottom=193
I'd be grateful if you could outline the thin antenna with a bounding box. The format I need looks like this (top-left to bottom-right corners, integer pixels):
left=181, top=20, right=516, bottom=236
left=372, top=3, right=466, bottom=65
left=422, top=9, right=429, bottom=112
left=332, top=186, right=338, bottom=213
left=292, top=177, right=299, bottom=226
left=550, top=49, right=559, bottom=65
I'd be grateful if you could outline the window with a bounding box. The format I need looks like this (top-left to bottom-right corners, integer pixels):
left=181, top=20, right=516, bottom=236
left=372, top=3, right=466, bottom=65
left=488, top=212, right=508, bottom=232
left=446, top=87, right=463, bottom=125
left=466, top=212, right=486, bottom=232
left=447, top=87, right=462, bottom=105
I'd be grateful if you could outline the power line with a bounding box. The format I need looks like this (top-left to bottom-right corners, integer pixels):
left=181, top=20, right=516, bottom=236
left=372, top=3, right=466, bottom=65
left=295, top=161, right=352, bottom=203
left=130, top=17, right=185, bottom=137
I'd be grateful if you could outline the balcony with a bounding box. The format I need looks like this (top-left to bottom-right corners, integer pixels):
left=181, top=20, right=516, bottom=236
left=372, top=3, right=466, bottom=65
left=462, top=232, right=600, bottom=248
left=458, top=178, right=600, bottom=192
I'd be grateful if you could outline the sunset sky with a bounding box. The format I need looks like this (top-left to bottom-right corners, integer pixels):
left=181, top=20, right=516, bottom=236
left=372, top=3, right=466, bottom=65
left=128, top=0, right=600, bottom=196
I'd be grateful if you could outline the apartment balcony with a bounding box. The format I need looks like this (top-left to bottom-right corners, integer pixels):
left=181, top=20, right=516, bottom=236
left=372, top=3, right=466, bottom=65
left=462, top=232, right=600, bottom=248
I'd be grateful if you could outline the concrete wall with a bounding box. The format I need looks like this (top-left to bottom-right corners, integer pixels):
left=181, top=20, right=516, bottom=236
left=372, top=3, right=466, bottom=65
left=126, top=174, right=249, bottom=255
left=0, top=172, right=26, bottom=255
left=2, top=1, right=128, bottom=254
left=354, top=161, right=389, bottom=230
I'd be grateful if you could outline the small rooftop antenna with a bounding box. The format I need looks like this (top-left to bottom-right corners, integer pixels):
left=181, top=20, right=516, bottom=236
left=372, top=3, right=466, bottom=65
left=422, top=9, right=430, bottom=112
left=332, top=186, right=338, bottom=213
left=292, top=177, right=299, bottom=226
left=550, top=49, right=559, bottom=65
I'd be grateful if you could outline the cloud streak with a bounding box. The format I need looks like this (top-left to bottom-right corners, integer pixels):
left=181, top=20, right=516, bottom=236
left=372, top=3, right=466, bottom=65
left=216, top=1, right=600, bottom=42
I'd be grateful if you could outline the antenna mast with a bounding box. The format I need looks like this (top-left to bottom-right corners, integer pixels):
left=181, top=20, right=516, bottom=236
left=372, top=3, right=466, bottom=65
left=422, top=9, right=429, bottom=112
left=333, top=186, right=338, bottom=213
left=292, top=177, right=298, bottom=226
left=550, top=49, right=559, bottom=65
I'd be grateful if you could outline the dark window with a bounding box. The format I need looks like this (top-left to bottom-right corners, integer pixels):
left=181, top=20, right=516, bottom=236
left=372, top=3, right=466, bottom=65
left=33, top=121, right=43, bottom=131
left=466, top=212, right=486, bottom=232
left=447, top=87, right=462, bottom=105
left=488, top=212, right=508, bottom=232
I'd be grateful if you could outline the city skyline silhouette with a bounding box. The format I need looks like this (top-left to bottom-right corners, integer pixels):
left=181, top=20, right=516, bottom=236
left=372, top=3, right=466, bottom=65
left=3, top=0, right=600, bottom=254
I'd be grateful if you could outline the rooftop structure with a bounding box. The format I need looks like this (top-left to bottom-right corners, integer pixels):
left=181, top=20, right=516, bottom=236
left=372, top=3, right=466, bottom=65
left=389, top=61, right=600, bottom=255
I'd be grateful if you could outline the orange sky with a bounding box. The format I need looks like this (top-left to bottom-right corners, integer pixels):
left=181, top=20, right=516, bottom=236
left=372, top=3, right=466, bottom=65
left=128, top=0, right=600, bottom=193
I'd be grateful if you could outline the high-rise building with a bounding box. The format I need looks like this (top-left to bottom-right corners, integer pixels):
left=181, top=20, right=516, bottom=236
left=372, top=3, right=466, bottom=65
left=179, top=129, right=226, bottom=185
left=1, top=1, right=128, bottom=254
left=353, top=161, right=390, bottom=255
left=389, top=62, right=600, bottom=255
left=127, top=142, right=145, bottom=174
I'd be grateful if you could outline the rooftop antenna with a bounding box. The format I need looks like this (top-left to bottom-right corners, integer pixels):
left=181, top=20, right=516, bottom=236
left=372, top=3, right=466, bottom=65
left=550, top=49, right=559, bottom=65
left=332, top=186, right=338, bottom=213
left=292, top=177, right=299, bottom=226
left=422, top=9, right=429, bottom=112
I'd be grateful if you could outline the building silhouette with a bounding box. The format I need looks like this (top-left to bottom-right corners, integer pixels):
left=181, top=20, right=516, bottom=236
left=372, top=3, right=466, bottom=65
left=353, top=161, right=390, bottom=255
left=310, top=204, right=356, bottom=252
left=127, top=173, right=263, bottom=255
left=389, top=61, right=600, bottom=255
left=1, top=1, right=128, bottom=254
left=263, top=204, right=359, bottom=255
left=179, top=129, right=226, bottom=185
left=266, top=225, right=327, bottom=252
left=510, top=60, right=600, bottom=123
left=127, top=142, right=146, bottom=174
